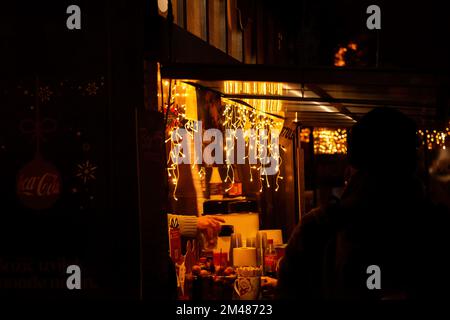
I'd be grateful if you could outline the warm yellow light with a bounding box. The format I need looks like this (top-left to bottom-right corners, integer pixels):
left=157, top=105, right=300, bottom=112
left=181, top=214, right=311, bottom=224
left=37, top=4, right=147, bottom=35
left=313, top=128, right=347, bottom=154
left=418, top=126, right=448, bottom=150
left=223, top=81, right=284, bottom=113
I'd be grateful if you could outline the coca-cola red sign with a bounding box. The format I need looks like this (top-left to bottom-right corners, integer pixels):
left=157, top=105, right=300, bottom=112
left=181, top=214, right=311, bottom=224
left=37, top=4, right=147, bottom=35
left=17, top=157, right=61, bottom=210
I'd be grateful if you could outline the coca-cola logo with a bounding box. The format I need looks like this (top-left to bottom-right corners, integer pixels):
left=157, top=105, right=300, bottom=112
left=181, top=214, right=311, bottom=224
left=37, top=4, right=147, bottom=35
left=18, top=172, right=60, bottom=196
left=17, top=157, right=62, bottom=210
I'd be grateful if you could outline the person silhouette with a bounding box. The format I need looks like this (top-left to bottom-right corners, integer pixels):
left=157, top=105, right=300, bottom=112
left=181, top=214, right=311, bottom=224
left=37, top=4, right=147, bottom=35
left=277, top=108, right=449, bottom=300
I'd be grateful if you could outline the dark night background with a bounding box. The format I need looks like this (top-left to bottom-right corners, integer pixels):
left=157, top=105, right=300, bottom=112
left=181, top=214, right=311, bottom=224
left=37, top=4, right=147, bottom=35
left=1, top=0, right=142, bottom=298
left=0, top=0, right=449, bottom=298
left=267, top=0, right=450, bottom=68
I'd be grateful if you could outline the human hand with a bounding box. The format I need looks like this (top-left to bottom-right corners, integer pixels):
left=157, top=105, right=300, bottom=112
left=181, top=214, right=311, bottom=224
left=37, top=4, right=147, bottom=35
left=197, top=216, right=225, bottom=244
left=261, top=276, right=278, bottom=298
left=261, top=276, right=278, bottom=288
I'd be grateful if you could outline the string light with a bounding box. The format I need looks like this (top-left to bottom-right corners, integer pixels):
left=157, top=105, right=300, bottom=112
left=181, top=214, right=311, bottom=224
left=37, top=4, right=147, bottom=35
left=223, top=81, right=284, bottom=113
left=309, top=125, right=449, bottom=155
left=334, top=41, right=358, bottom=67
left=222, top=100, right=284, bottom=193
left=313, top=128, right=348, bottom=154
left=163, top=79, right=448, bottom=201
left=163, top=80, right=187, bottom=201
left=198, top=167, right=206, bottom=179
left=418, top=127, right=449, bottom=150
left=300, top=128, right=311, bottom=143
left=162, top=81, right=286, bottom=200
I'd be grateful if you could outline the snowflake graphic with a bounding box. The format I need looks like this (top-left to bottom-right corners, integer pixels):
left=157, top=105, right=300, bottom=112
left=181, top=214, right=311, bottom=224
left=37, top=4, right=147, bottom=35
left=85, top=82, right=99, bottom=96
left=39, top=86, right=53, bottom=102
left=76, top=160, right=97, bottom=184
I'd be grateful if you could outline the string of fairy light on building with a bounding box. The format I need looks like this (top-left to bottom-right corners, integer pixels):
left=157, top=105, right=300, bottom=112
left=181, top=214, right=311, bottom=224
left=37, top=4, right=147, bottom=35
left=162, top=80, right=187, bottom=200
left=418, top=127, right=449, bottom=150
left=223, top=81, right=284, bottom=113
left=161, top=80, right=285, bottom=200
left=160, top=78, right=449, bottom=200
left=312, top=128, right=348, bottom=154
left=221, top=102, right=284, bottom=192
left=222, top=81, right=285, bottom=192
left=301, top=126, right=449, bottom=155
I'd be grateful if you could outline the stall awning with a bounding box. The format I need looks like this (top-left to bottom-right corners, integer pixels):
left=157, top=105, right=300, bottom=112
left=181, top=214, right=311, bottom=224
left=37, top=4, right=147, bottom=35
left=161, top=63, right=449, bottom=128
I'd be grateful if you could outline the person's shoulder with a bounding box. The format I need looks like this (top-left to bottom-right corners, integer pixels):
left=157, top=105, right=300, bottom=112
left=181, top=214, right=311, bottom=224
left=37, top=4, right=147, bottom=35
left=294, top=207, right=325, bottom=232
left=302, top=207, right=322, bottom=223
left=302, top=204, right=340, bottom=226
left=293, top=206, right=334, bottom=236
left=286, top=206, right=338, bottom=252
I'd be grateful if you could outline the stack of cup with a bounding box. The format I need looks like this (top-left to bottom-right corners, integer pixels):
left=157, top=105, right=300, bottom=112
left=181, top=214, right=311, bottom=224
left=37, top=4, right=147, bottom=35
left=256, top=231, right=268, bottom=267
left=229, top=233, right=242, bottom=266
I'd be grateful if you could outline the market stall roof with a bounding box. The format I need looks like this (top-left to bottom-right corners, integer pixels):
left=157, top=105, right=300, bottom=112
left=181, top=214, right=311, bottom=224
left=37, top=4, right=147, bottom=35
left=161, top=63, right=449, bottom=128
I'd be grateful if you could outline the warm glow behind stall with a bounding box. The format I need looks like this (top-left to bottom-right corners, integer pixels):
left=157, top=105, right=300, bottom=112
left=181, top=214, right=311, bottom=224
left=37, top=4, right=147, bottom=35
left=159, top=63, right=449, bottom=222
left=157, top=63, right=449, bottom=300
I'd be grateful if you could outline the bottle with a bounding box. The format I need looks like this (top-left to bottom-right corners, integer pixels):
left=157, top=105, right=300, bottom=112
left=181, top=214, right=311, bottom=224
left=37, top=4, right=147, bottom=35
left=209, top=166, right=223, bottom=200
left=227, top=167, right=242, bottom=197
left=214, top=225, right=234, bottom=267
left=264, top=239, right=277, bottom=277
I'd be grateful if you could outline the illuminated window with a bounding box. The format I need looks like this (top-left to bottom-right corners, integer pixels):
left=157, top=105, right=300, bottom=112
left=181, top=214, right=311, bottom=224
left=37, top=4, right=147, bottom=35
left=208, top=0, right=226, bottom=52
left=186, top=0, right=207, bottom=41
left=227, top=0, right=243, bottom=61
left=172, top=0, right=185, bottom=28
left=158, top=0, right=185, bottom=28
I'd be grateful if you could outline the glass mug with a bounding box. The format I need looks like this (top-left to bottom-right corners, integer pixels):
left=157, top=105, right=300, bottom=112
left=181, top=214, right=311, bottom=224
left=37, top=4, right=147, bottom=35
left=201, top=229, right=218, bottom=251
